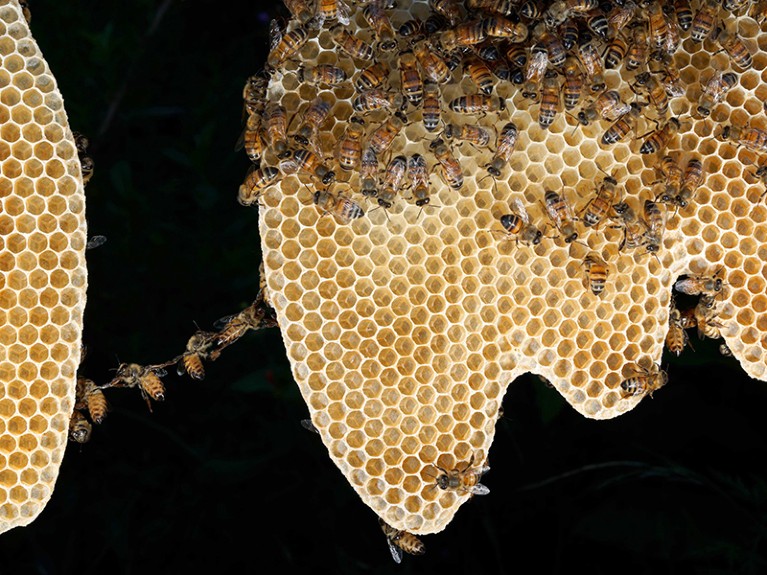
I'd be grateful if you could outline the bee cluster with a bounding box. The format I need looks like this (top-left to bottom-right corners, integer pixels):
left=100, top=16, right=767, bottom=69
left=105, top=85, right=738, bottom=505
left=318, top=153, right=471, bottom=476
left=244, top=0, right=767, bottom=545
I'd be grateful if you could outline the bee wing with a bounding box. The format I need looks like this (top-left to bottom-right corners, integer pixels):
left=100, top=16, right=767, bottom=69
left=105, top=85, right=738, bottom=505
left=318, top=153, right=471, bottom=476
left=279, top=157, right=299, bottom=175
left=526, top=49, right=548, bottom=81
left=269, top=19, right=282, bottom=51
left=471, top=483, right=490, bottom=496
left=511, top=198, right=530, bottom=224
left=337, top=0, right=352, bottom=25
left=213, top=313, right=237, bottom=330
left=86, top=235, right=107, bottom=250
left=300, top=418, right=320, bottom=433
left=387, top=539, right=403, bottom=564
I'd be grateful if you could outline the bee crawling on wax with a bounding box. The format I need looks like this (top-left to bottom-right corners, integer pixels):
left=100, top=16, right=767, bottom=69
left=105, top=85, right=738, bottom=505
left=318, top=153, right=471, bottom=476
left=582, top=252, right=609, bottom=296
left=620, top=363, right=668, bottom=399
left=428, top=453, right=491, bottom=496
left=379, top=518, right=426, bottom=564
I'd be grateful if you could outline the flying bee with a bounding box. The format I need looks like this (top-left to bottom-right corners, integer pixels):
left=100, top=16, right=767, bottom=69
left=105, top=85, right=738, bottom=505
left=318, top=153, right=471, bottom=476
left=408, top=153, right=432, bottom=211
left=485, top=121, right=517, bottom=177
left=655, top=155, right=682, bottom=204
left=448, top=94, right=505, bottom=116
left=620, top=363, right=668, bottom=399
left=438, top=20, right=487, bottom=51
left=522, top=43, right=548, bottom=100
left=632, top=71, right=668, bottom=117
left=367, top=112, right=405, bottom=155
left=421, top=81, right=442, bottom=133
left=603, top=33, right=628, bottom=69
left=412, top=41, right=451, bottom=84
left=666, top=304, right=692, bottom=356
left=543, top=189, right=579, bottom=243
left=676, top=157, right=703, bottom=208
left=721, top=125, right=767, bottom=154
left=646, top=1, right=668, bottom=49
left=690, top=0, right=718, bottom=43
left=639, top=117, right=680, bottom=155
left=674, top=271, right=725, bottom=298
left=399, top=50, right=424, bottom=107
left=314, top=0, right=351, bottom=27
left=379, top=519, right=426, bottom=564
left=177, top=331, right=219, bottom=381
left=695, top=294, right=724, bottom=339
left=577, top=89, right=630, bottom=125
left=428, top=453, right=491, bottom=496
left=583, top=252, right=609, bottom=296
left=464, top=54, right=495, bottom=95
left=625, top=24, right=649, bottom=71
left=352, top=88, right=403, bottom=113
left=335, top=117, right=366, bottom=171
left=297, top=64, right=347, bottom=86
left=717, top=28, right=753, bottom=70
left=110, top=363, right=167, bottom=412
left=293, top=95, right=332, bottom=149
left=582, top=174, right=617, bottom=228
left=354, top=61, right=389, bottom=92
left=376, top=154, right=408, bottom=209
left=68, top=410, right=92, bottom=444
left=330, top=25, right=374, bottom=60
left=674, top=0, right=692, bottom=30
left=313, top=189, right=365, bottom=223
left=75, top=376, right=108, bottom=425
left=280, top=148, right=335, bottom=184
left=538, top=71, right=562, bottom=130
left=363, top=3, right=397, bottom=51
left=238, top=165, right=281, bottom=206
left=262, top=103, right=292, bottom=160
left=577, top=33, right=606, bottom=92
left=283, top=0, right=315, bottom=25
left=499, top=198, right=543, bottom=246
left=697, top=71, right=737, bottom=118
left=430, top=0, right=463, bottom=26
left=607, top=0, right=637, bottom=37
left=533, top=25, right=566, bottom=67
left=360, top=145, right=379, bottom=197
left=443, top=123, right=492, bottom=148
left=431, top=139, right=464, bottom=190
left=601, top=102, right=641, bottom=146
left=267, top=21, right=309, bottom=71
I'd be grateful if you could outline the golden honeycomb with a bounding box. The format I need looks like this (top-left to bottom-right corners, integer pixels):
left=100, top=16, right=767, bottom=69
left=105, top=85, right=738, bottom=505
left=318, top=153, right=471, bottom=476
left=0, top=0, right=87, bottom=534
left=253, top=0, right=767, bottom=536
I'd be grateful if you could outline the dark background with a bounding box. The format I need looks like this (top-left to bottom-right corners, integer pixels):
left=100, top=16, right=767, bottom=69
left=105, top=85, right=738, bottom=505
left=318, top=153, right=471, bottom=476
left=0, top=1, right=765, bottom=573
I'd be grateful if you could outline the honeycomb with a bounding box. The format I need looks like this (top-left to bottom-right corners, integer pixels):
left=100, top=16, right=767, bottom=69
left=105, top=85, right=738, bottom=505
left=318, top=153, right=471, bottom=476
left=0, top=0, right=87, bottom=534
left=253, top=0, right=767, bottom=535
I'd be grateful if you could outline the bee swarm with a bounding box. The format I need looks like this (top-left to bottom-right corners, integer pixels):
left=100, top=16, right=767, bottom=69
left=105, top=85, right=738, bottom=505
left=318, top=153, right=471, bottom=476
left=254, top=0, right=767, bottom=536
left=0, top=0, right=88, bottom=534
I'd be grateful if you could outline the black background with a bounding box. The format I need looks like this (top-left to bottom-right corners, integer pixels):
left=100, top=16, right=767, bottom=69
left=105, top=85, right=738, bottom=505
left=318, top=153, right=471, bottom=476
left=0, top=1, right=766, bottom=574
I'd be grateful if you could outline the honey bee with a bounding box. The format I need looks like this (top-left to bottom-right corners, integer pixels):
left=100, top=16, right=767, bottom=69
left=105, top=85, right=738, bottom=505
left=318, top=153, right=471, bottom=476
left=719, top=342, right=733, bottom=357
left=430, top=0, right=463, bottom=26
left=297, top=64, right=347, bottom=86
left=241, top=72, right=269, bottom=120
left=68, top=410, right=92, bottom=444
left=485, top=55, right=512, bottom=82
left=582, top=174, right=617, bottom=228
left=377, top=154, right=408, bottom=209
left=633, top=71, right=669, bottom=117
left=533, top=25, right=566, bottom=68
left=466, top=0, right=515, bottom=15
left=408, top=153, right=432, bottom=210
left=314, top=0, right=351, bottom=27
left=696, top=71, right=737, bottom=118
left=363, top=3, right=397, bottom=51
left=293, top=95, right=332, bottom=149
left=283, top=0, right=315, bottom=25
left=110, top=363, right=167, bottom=412
left=485, top=121, right=518, bottom=177
left=522, top=44, right=548, bottom=100
left=412, top=41, right=451, bottom=84
left=577, top=33, right=606, bottom=92
left=607, top=0, right=637, bottom=37
left=543, top=0, right=599, bottom=28
left=236, top=113, right=266, bottom=163
left=543, top=189, right=579, bottom=243
left=561, top=57, right=584, bottom=111
left=646, top=1, right=668, bottom=49
left=560, top=20, right=579, bottom=51
left=354, top=61, right=389, bottom=92
left=464, top=54, right=495, bottom=95
left=695, top=294, right=725, bottom=339
left=367, top=112, right=405, bottom=155
left=583, top=252, right=609, bottom=296
left=603, top=33, right=629, bottom=69
left=639, top=117, right=680, bottom=155
left=690, top=0, right=718, bottom=43
left=214, top=301, right=276, bottom=350
left=666, top=304, right=692, bottom=356
left=585, top=7, right=609, bottom=41
left=421, top=81, right=442, bottom=133
left=443, top=123, right=492, bottom=148
left=438, top=20, right=487, bottom=51
left=662, top=4, right=681, bottom=54
left=717, top=28, right=753, bottom=70
left=314, top=188, right=365, bottom=223
left=625, top=24, right=649, bottom=71
left=335, top=117, right=366, bottom=171
left=538, top=71, right=562, bottom=130
left=750, top=0, right=767, bottom=23
left=379, top=518, right=426, bottom=564
left=79, top=154, right=95, bottom=186
left=641, top=199, right=665, bottom=253
left=281, top=148, right=335, bottom=184
left=620, top=363, right=668, bottom=399
left=431, top=139, right=464, bottom=190
left=650, top=51, right=685, bottom=99
left=499, top=198, right=543, bottom=246
left=429, top=453, right=491, bottom=496
left=655, top=155, right=682, bottom=205
left=448, top=94, right=505, bottom=116
left=520, top=0, right=544, bottom=19
left=674, top=0, right=693, bottom=30
left=238, top=165, right=281, bottom=206
left=601, top=102, right=641, bottom=146
left=262, top=103, right=292, bottom=160
left=577, top=89, right=630, bottom=125
left=330, top=25, right=374, bottom=60
left=360, top=145, right=379, bottom=197
left=18, top=0, right=30, bottom=24
left=267, top=22, right=309, bottom=71
left=679, top=305, right=697, bottom=330
left=352, top=88, right=403, bottom=113
left=721, top=125, right=767, bottom=154
left=177, top=331, right=219, bottom=381
left=483, top=15, right=528, bottom=42
left=398, top=18, right=425, bottom=38
left=505, top=44, right=527, bottom=68
left=674, top=271, right=725, bottom=298
left=676, top=157, right=703, bottom=208
left=75, top=376, right=108, bottom=425
left=399, top=51, right=424, bottom=107
left=612, top=200, right=648, bottom=251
